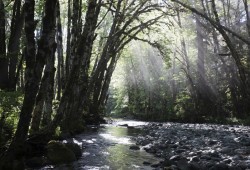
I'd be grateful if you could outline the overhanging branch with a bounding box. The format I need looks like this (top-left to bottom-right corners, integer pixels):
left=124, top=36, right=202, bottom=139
left=169, top=0, right=250, bottom=45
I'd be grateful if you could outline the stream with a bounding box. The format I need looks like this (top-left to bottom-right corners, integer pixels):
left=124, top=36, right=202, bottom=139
left=38, top=120, right=250, bottom=169
left=40, top=120, right=161, bottom=170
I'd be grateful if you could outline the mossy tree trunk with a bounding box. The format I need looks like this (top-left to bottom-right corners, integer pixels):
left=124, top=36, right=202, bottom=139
left=50, top=0, right=102, bottom=134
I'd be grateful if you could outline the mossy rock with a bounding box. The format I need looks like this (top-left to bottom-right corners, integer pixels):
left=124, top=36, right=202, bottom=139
left=46, top=140, right=76, bottom=164
left=26, top=156, right=47, bottom=168
left=65, top=142, right=82, bottom=158
left=0, top=159, right=25, bottom=170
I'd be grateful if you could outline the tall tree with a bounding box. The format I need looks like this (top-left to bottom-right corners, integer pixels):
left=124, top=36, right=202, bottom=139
left=0, top=0, right=8, bottom=89
left=0, top=0, right=58, bottom=168
left=7, top=0, right=24, bottom=91
left=56, top=1, right=64, bottom=100
left=49, top=0, right=102, bottom=134
left=87, top=0, right=165, bottom=121
left=65, top=0, right=72, bottom=81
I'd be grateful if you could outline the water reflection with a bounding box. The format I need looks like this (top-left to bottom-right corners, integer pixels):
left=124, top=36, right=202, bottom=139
left=39, top=120, right=160, bottom=170
left=99, top=133, right=132, bottom=144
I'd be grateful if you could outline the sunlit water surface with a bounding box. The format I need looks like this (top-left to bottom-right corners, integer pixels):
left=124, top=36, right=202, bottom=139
left=40, top=120, right=161, bottom=170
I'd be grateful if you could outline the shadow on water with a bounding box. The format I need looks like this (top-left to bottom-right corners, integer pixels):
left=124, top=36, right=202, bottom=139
left=41, top=120, right=161, bottom=170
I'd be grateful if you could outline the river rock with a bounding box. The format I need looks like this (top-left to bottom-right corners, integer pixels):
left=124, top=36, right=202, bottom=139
left=228, top=167, right=242, bottom=170
left=151, top=163, right=160, bottom=168
left=129, top=145, right=140, bottom=150
left=221, top=147, right=233, bottom=154
left=143, top=161, right=151, bottom=165
left=128, top=121, right=250, bottom=170
left=176, top=159, right=190, bottom=170
left=209, top=163, right=228, bottom=170
left=65, top=142, right=82, bottom=158
left=47, top=140, right=76, bottom=164
left=190, top=156, right=199, bottom=162
left=188, top=162, right=201, bottom=170
left=169, top=155, right=182, bottom=161
left=26, top=156, right=47, bottom=168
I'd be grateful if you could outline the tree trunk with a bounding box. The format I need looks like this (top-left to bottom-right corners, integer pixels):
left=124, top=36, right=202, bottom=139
left=65, top=0, right=71, bottom=81
left=49, top=0, right=101, bottom=134
left=243, top=0, right=250, bottom=90
left=42, top=56, right=55, bottom=127
left=56, top=2, right=64, bottom=100
left=7, top=0, right=25, bottom=91
left=0, top=0, right=8, bottom=90
left=0, top=0, right=37, bottom=168
left=30, top=52, right=56, bottom=133
left=211, top=0, right=249, bottom=116
left=196, top=17, right=206, bottom=95
left=0, top=0, right=58, bottom=168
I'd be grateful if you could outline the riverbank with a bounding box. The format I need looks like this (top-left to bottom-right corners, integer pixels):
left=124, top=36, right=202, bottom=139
left=131, top=122, right=250, bottom=170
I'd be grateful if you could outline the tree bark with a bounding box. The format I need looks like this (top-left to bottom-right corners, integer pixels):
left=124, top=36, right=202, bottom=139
left=30, top=52, right=56, bottom=133
left=0, top=0, right=36, bottom=168
left=0, top=0, right=58, bottom=168
left=243, top=0, right=250, bottom=88
left=49, top=0, right=102, bottom=134
left=65, top=0, right=71, bottom=81
left=56, top=2, right=64, bottom=100
left=0, top=0, right=8, bottom=90
left=42, top=55, right=55, bottom=127
left=7, top=0, right=25, bottom=91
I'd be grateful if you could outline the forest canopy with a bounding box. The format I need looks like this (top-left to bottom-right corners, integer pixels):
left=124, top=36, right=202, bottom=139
left=0, top=0, right=250, bottom=169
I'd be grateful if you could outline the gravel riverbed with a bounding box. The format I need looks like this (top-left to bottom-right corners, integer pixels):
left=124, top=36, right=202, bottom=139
left=129, top=122, right=250, bottom=170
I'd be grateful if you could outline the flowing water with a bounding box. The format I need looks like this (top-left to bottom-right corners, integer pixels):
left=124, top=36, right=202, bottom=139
left=41, top=120, right=161, bottom=170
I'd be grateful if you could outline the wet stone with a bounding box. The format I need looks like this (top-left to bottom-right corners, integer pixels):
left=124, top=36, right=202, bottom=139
left=176, top=159, right=190, bottom=170
left=201, top=155, right=212, bottom=160
left=209, top=163, right=228, bottom=170
left=151, top=163, right=160, bottom=168
left=169, top=155, right=182, bottom=161
left=120, top=121, right=250, bottom=170
left=190, top=156, right=199, bottom=162
left=143, top=161, right=151, bottom=165
left=188, top=162, right=201, bottom=170
left=208, top=140, right=218, bottom=145
left=176, top=149, right=186, bottom=153
left=228, top=167, right=242, bottom=170
left=223, top=159, right=232, bottom=164
left=129, top=145, right=140, bottom=150
left=221, top=147, right=233, bottom=154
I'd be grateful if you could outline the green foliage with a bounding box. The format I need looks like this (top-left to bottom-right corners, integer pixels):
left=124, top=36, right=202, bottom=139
left=0, top=90, right=23, bottom=114
left=0, top=90, right=23, bottom=147
left=174, top=92, right=196, bottom=121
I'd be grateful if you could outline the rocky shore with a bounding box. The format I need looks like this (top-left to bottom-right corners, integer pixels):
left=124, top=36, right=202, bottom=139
left=130, top=122, right=250, bottom=170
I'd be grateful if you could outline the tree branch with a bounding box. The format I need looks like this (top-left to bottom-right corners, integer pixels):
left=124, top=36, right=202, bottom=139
left=169, top=0, right=250, bottom=45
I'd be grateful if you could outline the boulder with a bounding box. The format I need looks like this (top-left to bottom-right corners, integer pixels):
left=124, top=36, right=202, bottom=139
left=65, top=142, right=82, bottom=158
left=46, top=140, right=76, bottom=164
left=26, top=156, right=47, bottom=168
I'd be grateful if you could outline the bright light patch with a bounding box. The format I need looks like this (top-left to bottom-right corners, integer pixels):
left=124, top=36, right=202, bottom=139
left=99, top=133, right=132, bottom=144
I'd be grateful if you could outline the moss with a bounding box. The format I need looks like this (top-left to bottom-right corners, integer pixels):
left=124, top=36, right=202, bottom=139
left=47, top=140, right=76, bottom=164
left=65, top=142, right=82, bottom=158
